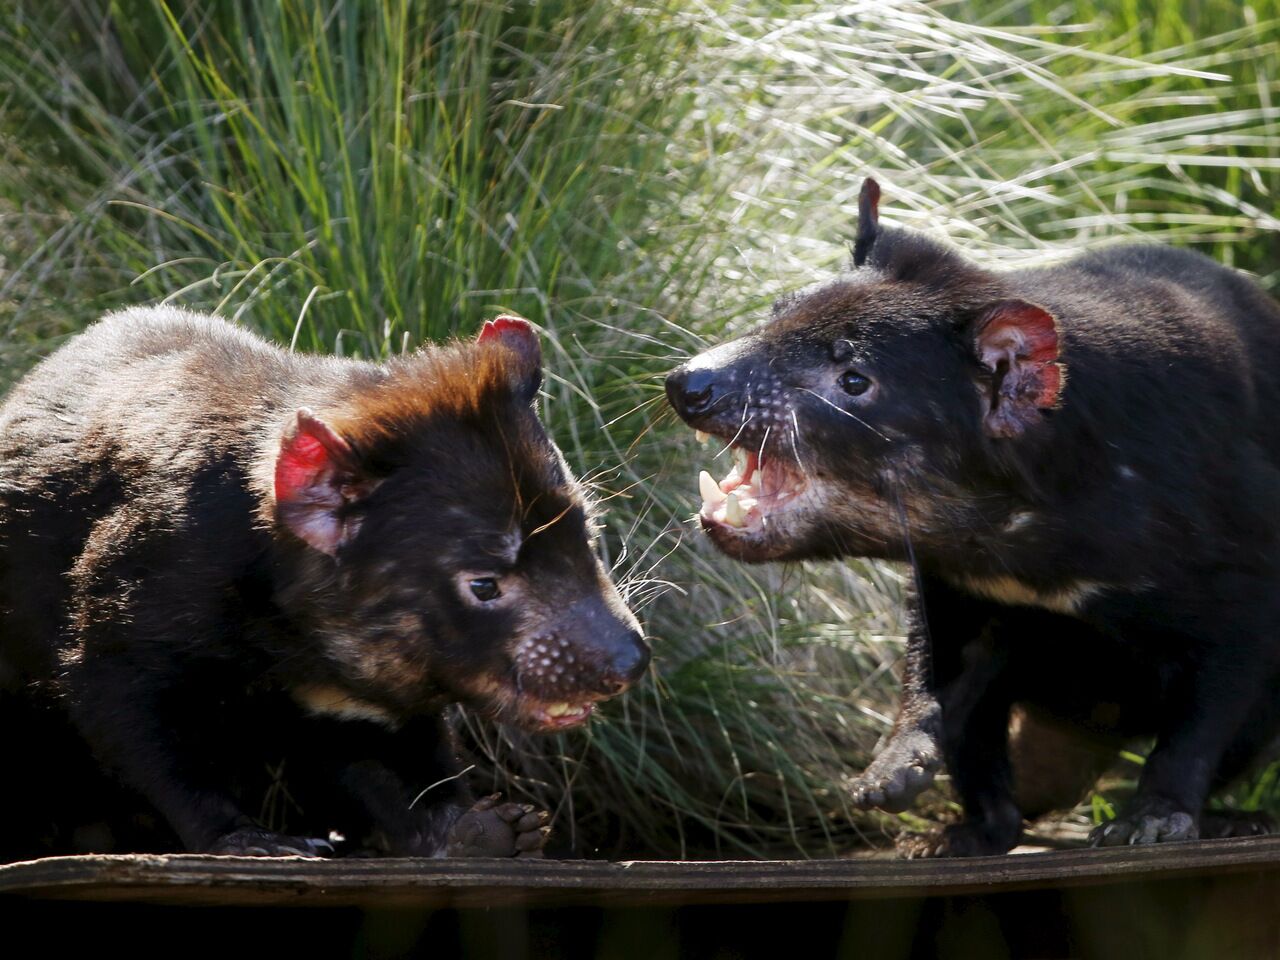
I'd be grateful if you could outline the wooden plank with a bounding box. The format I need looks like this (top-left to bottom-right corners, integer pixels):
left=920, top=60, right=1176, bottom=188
left=5, top=836, right=1280, bottom=908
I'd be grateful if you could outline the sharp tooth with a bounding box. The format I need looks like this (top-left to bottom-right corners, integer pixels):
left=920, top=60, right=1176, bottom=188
left=695, top=430, right=710, bottom=445
left=724, top=493, right=745, bottom=527
left=699, top=470, right=727, bottom=506
left=733, top=447, right=748, bottom=472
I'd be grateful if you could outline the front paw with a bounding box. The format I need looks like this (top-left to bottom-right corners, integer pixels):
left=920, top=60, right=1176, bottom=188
left=208, top=826, right=334, bottom=857
left=849, top=729, right=941, bottom=812
left=1089, top=798, right=1198, bottom=846
left=447, top=795, right=550, bottom=859
left=896, top=818, right=1020, bottom=859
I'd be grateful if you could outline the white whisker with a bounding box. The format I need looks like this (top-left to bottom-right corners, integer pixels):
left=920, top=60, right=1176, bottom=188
left=725, top=413, right=754, bottom=450
left=798, top=388, right=892, bottom=442
left=789, top=409, right=811, bottom=480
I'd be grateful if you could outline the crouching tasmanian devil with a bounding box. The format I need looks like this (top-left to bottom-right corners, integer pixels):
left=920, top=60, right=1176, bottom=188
left=666, top=178, right=1280, bottom=856
left=0, top=307, right=648, bottom=858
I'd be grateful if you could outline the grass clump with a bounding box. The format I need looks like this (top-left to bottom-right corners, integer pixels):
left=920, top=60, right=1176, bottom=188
left=2, top=0, right=1278, bottom=857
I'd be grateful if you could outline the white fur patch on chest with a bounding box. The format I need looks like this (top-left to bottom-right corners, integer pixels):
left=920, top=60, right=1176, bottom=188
left=292, top=684, right=397, bottom=727
left=950, top=574, right=1103, bottom=616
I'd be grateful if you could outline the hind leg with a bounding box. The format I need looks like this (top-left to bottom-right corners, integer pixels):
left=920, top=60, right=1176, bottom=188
left=1211, top=676, right=1280, bottom=792
left=1091, top=619, right=1278, bottom=847
left=1191, top=684, right=1280, bottom=840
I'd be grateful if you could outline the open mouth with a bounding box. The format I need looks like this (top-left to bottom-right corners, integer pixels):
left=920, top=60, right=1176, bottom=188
left=465, top=676, right=601, bottom=733
left=524, top=698, right=597, bottom=731
left=695, top=434, right=808, bottom=533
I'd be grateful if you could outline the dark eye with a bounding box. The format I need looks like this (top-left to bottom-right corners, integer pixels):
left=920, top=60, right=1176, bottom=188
left=469, top=578, right=501, bottom=602
left=839, top=371, right=872, bottom=397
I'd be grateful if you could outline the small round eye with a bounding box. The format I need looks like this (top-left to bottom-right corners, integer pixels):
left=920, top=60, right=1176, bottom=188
left=839, top=371, right=872, bottom=397
left=469, top=578, right=501, bottom=602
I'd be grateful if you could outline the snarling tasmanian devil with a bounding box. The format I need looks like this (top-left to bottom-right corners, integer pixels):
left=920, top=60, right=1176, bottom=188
left=666, top=178, right=1280, bottom=856
left=0, top=308, right=648, bottom=859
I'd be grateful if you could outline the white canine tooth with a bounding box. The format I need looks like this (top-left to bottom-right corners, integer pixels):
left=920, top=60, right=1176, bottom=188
left=733, top=447, right=748, bottom=471
left=695, top=430, right=710, bottom=445
left=699, top=470, right=727, bottom=506
left=724, top=493, right=745, bottom=527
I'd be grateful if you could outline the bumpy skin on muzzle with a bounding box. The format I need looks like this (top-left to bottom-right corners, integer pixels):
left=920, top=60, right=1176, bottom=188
left=514, top=595, right=649, bottom=703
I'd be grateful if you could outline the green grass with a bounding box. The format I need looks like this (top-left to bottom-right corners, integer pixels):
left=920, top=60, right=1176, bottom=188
left=2, top=0, right=1278, bottom=857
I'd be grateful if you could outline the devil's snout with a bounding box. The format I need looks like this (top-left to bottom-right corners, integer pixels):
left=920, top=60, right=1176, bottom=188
left=518, top=599, right=650, bottom=703
left=665, top=364, right=723, bottom=420
left=666, top=337, right=762, bottom=425
left=578, top=598, right=650, bottom=697
left=597, top=628, right=650, bottom=695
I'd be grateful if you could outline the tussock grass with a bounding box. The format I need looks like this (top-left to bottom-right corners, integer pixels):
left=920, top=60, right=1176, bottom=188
left=2, top=0, right=1278, bottom=856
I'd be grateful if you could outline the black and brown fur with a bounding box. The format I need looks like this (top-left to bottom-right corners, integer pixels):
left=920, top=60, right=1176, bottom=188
left=0, top=307, right=648, bottom=860
left=667, top=178, right=1280, bottom=856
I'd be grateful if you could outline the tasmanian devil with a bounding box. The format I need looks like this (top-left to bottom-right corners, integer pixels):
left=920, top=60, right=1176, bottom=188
left=0, top=307, right=649, bottom=858
left=666, top=178, right=1280, bottom=856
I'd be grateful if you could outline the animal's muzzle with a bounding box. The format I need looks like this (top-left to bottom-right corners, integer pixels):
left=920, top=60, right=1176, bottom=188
left=666, top=337, right=765, bottom=430
left=597, top=629, right=650, bottom=695
left=665, top=364, right=722, bottom=421
left=519, top=599, right=650, bottom=702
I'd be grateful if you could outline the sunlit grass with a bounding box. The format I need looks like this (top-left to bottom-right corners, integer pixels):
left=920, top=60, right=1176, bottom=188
left=2, top=0, right=1278, bottom=857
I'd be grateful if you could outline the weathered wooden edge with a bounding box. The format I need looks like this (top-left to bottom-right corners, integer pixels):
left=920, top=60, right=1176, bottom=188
left=5, top=836, right=1280, bottom=908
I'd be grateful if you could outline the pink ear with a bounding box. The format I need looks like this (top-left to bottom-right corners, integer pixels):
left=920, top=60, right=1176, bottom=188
left=477, top=315, right=543, bottom=401
left=479, top=314, right=533, bottom=342
left=275, top=409, right=363, bottom=555
left=974, top=300, right=1064, bottom=439
left=479, top=315, right=540, bottom=360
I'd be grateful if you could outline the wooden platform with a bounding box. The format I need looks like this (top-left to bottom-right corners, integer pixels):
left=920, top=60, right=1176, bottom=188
left=6, top=840, right=1280, bottom=957
left=5, top=835, right=1280, bottom=908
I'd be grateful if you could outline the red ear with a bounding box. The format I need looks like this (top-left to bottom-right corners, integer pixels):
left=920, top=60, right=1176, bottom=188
left=478, top=315, right=542, bottom=401
left=479, top=314, right=534, bottom=342
left=973, top=300, right=1064, bottom=439
left=479, top=315, right=540, bottom=360
left=275, top=409, right=366, bottom=555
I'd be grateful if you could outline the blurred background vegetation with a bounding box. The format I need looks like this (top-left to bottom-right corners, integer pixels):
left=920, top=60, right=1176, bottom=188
left=1, top=0, right=1278, bottom=858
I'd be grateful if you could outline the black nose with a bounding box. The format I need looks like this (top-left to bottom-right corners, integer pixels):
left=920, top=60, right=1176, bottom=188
left=600, top=631, right=651, bottom=696
left=665, top=365, right=718, bottom=420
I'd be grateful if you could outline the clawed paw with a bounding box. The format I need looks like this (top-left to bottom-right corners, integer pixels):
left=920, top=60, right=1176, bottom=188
left=849, top=731, right=941, bottom=813
left=1090, top=800, right=1197, bottom=846
left=208, top=826, right=334, bottom=857
left=447, top=794, right=551, bottom=859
